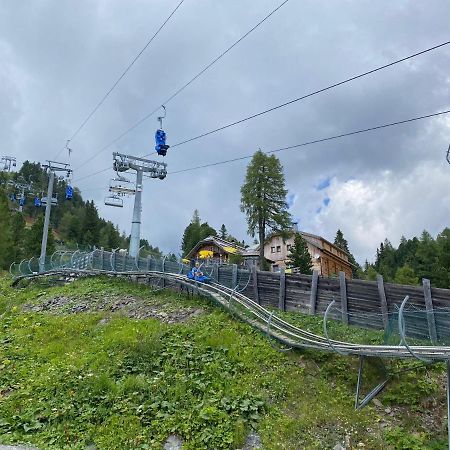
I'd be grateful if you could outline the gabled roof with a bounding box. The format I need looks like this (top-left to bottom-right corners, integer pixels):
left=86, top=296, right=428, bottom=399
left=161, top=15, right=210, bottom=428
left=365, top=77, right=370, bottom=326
left=185, top=235, right=246, bottom=259
left=265, top=230, right=350, bottom=257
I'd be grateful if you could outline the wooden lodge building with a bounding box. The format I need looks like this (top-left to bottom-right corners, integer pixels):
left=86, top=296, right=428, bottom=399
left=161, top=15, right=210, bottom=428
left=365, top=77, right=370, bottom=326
left=185, top=236, right=246, bottom=264
left=185, top=231, right=353, bottom=279
left=264, top=231, right=353, bottom=278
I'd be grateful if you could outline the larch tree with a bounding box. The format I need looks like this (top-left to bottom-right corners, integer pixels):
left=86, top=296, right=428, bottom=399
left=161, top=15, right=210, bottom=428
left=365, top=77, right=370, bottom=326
left=240, top=150, right=291, bottom=269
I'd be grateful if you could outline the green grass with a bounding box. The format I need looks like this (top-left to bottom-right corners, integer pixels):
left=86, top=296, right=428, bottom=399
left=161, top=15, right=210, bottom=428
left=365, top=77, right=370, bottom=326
left=0, top=275, right=448, bottom=449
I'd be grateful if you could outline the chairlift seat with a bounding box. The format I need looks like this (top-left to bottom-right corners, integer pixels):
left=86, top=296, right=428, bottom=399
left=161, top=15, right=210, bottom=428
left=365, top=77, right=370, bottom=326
left=65, top=185, right=74, bottom=200
left=155, top=129, right=169, bottom=156
left=104, top=195, right=123, bottom=208
left=41, top=196, right=58, bottom=206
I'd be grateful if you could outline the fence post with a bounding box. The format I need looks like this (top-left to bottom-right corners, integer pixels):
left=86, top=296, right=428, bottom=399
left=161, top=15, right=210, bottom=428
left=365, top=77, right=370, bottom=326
left=213, top=263, right=219, bottom=282
left=423, top=278, right=438, bottom=345
left=147, top=256, right=151, bottom=272
left=232, top=264, right=238, bottom=288
left=122, top=252, right=127, bottom=272
left=376, top=274, right=389, bottom=331
left=100, top=247, right=104, bottom=270
left=253, top=265, right=260, bottom=305
left=278, top=269, right=286, bottom=311
left=339, top=271, right=348, bottom=324
left=309, top=270, right=319, bottom=315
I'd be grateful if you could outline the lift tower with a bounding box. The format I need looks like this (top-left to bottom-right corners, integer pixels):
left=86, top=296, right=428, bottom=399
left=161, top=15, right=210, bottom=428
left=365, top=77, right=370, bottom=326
left=1, top=156, right=16, bottom=172
left=112, top=153, right=167, bottom=258
left=39, top=161, right=72, bottom=273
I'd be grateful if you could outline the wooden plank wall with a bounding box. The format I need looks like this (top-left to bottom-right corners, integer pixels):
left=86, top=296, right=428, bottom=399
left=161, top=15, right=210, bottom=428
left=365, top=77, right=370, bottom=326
left=99, top=245, right=450, bottom=342
left=227, top=266, right=450, bottom=339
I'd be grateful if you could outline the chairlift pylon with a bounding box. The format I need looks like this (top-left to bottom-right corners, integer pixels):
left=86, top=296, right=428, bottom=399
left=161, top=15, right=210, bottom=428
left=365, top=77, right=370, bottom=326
left=113, top=154, right=130, bottom=173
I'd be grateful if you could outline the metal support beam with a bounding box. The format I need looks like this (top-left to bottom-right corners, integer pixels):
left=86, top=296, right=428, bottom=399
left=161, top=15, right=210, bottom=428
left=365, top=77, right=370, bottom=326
left=39, top=170, right=55, bottom=272
left=447, top=360, right=450, bottom=450
left=354, top=356, right=389, bottom=410
left=129, top=169, right=143, bottom=257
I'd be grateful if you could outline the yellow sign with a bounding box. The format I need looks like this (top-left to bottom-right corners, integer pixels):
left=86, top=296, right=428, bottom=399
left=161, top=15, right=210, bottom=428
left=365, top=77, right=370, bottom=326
left=198, top=250, right=213, bottom=258
left=222, top=246, right=237, bottom=254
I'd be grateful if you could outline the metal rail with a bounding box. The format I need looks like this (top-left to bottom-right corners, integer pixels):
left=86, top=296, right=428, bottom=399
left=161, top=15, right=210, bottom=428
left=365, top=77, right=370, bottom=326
left=10, top=250, right=450, bottom=448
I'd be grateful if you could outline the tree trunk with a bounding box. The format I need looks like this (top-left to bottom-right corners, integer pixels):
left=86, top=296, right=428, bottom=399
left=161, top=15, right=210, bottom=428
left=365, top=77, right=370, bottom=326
left=259, top=221, right=265, bottom=271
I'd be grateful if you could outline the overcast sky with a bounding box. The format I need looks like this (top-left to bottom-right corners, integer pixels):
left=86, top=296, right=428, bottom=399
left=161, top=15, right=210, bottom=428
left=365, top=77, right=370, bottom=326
left=2, top=0, right=450, bottom=263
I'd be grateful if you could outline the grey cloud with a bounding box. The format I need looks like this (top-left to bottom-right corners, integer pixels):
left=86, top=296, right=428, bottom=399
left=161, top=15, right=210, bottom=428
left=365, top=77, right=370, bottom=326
left=1, top=0, right=450, bottom=260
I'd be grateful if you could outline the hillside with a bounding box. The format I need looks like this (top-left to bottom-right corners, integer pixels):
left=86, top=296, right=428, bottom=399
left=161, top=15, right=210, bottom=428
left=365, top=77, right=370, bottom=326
left=0, top=162, right=164, bottom=269
left=0, top=275, right=447, bottom=449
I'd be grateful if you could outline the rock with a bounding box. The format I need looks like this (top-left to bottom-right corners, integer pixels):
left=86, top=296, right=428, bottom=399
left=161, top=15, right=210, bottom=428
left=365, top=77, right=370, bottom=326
left=163, top=435, right=183, bottom=450
left=384, top=407, right=392, bottom=414
left=372, top=398, right=382, bottom=407
left=333, top=444, right=346, bottom=450
left=243, top=432, right=261, bottom=449
left=97, top=318, right=110, bottom=326
left=0, top=446, right=40, bottom=450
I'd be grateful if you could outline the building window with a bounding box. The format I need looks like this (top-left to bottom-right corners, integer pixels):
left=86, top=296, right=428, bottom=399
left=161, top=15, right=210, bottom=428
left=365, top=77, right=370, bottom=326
left=271, top=246, right=275, bottom=253
left=276, top=245, right=281, bottom=252
left=287, top=244, right=291, bottom=251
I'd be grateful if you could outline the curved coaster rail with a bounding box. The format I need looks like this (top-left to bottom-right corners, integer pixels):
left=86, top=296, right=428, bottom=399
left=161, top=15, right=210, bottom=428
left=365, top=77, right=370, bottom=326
left=10, top=251, right=450, bottom=449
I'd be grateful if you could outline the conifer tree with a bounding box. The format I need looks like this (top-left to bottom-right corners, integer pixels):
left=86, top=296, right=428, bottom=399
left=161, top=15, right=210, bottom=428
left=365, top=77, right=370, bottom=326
left=394, top=265, right=419, bottom=285
left=219, top=224, right=228, bottom=239
left=181, top=210, right=217, bottom=256
left=287, top=233, right=313, bottom=274
left=240, top=151, right=291, bottom=269
left=24, top=216, right=55, bottom=258
left=0, top=190, right=13, bottom=268
left=334, top=229, right=360, bottom=278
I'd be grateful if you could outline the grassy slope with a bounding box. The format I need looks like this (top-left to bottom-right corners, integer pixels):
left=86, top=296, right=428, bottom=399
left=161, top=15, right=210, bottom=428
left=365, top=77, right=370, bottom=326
left=0, top=275, right=447, bottom=449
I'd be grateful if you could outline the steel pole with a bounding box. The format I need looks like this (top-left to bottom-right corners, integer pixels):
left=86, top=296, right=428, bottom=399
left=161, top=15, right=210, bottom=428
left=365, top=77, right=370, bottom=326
left=447, top=360, right=450, bottom=450
left=129, top=169, right=143, bottom=258
left=39, top=170, right=55, bottom=272
left=19, top=186, right=25, bottom=213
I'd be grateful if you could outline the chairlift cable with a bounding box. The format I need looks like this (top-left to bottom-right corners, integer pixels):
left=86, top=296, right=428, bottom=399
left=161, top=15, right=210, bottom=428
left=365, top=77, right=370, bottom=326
left=164, top=108, right=450, bottom=175
left=169, top=40, right=450, bottom=149
left=73, top=0, right=292, bottom=169
left=75, top=39, right=450, bottom=182
left=75, top=108, right=450, bottom=185
left=53, top=0, right=185, bottom=161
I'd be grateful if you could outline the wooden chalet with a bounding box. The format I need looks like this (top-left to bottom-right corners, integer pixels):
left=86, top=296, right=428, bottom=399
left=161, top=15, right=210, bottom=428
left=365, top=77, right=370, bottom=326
left=185, top=236, right=246, bottom=264
left=264, top=230, right=353, bottom=278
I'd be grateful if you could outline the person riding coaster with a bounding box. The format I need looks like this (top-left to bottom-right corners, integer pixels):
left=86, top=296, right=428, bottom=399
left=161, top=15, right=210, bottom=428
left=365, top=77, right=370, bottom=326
left=187, top=262, right=211, bottom=283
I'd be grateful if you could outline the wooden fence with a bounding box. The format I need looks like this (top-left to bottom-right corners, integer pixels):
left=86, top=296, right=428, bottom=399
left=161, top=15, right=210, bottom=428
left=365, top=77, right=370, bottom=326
left=210, top=265, right=450, bottom=341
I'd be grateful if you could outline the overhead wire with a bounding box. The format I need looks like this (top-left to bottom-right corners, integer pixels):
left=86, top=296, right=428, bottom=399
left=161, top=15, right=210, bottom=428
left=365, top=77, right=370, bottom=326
left=75, top=107, right=450, bottom=185
left=169, top=40, right=450, bottom=149
left=75, top=39, right=450, bottom=182
left=54, top=0, right=186, bottom=161
left=73, top=0, right=292, bottom=171
left=164, top=108, right=450, bottom=175
left=77, top=108, right=450, bottom=192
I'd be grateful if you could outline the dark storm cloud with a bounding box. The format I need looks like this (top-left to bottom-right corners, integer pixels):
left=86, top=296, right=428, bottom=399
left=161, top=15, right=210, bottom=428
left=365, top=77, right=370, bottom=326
left=1, top=0, right=449, bottom=261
